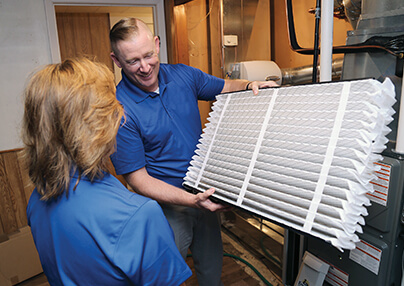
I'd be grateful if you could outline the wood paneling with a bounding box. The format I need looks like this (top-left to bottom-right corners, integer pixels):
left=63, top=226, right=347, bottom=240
left=164, top=0, right=176, bottom=65
left=173, top=1, right=213, bottom=129
left=2, top=152, right=28, bottom=229
left=174, top=5, right=190, bottom=65
left=245, top=0, right=271, bottom=61
left=0, top=150, right=33, bottom=235
left=208, top=0, right=223, bottom=79
left=56, top=13, right=114, bottom=71
left=185, top=0, right=209, bottom=73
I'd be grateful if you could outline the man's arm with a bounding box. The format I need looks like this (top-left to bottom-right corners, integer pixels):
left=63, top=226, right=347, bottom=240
left=221, top=79, right=278, bottom=95
left=124, top=167, right=229, bottom=212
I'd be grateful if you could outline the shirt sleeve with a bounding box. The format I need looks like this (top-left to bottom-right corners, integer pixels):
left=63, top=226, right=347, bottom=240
left=110, top=113, right=146, bottom=175
left=181, top=65, right=225, bottom=101
left=113, top=200, right=192, bottom=286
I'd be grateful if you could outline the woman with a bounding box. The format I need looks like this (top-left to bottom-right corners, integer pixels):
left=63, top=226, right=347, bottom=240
left=22, top=58, right=191, bottom=286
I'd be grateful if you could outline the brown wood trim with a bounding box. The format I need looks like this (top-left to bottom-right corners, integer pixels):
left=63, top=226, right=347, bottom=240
left=0, top=148, right=23, bottom=154
left=164, top=0, right=176, bottom=64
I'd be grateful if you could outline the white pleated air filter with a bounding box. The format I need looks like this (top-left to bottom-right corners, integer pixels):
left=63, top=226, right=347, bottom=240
left=184, top=78, right=396, bottom=250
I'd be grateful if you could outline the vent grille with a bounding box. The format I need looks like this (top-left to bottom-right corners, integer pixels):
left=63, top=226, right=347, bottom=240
left=183, top=78, right=396, bottom=250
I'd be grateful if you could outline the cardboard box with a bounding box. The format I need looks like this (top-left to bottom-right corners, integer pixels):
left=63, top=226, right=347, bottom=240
left=0, top=227, right=43, bottom=285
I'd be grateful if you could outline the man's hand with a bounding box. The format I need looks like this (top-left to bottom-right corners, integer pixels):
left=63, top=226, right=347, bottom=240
left=222, top=79, right=278, bottom=95
left=194, top=188, right=232, bottom=212
left=249, top=80, right=279, bottom=95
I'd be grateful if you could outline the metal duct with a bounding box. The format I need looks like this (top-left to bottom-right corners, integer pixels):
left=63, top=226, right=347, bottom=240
left=342, top=0, right=362, bottom=29
left=278, top=58, right=343, bottom=86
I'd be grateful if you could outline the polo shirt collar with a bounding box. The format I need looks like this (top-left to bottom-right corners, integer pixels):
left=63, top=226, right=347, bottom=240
left=121, top=70, right=169, bottom=104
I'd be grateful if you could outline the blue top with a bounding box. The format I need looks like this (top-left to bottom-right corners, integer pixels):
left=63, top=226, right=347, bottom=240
left=111, top=63, right=224, bottom=188
left=27, top=172, right=191, bottom=286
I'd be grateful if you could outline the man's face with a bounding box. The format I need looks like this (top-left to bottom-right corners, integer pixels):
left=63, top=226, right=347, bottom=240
left=111, top=33, right=160, bottom=92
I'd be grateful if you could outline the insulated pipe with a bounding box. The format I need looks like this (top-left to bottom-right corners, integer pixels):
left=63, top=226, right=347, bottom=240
left=320, top=0, right=334, bottom=82
left=395, top=78, right=404, bottom=153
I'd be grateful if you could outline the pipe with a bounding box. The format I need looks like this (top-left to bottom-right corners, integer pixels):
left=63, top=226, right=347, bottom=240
left=281, top=58, right=343, bottom=86
left=320, top=0, right=334, bottom=82
left=312, top=0, right=321, bottom=83
left=284, top=0, right=398, bottom=56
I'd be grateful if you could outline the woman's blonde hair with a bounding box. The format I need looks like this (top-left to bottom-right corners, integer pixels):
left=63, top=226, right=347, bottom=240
left=22, top=58, right=124, bottom=200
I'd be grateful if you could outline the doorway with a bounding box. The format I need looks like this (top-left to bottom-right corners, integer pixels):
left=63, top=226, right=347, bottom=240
left=53, top=5, right=155, bottom=84
left=43, top=0, right=168, bottom=67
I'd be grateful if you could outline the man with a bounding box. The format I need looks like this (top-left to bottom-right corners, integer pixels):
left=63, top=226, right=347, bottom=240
left=110, top=18, right=277, bottom=286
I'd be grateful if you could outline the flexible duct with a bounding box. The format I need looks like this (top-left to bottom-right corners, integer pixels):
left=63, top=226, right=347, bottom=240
left=279, top=58, right=343, bottom=86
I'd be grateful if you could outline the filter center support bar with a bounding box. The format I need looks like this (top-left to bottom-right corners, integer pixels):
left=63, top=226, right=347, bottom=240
left=237, top=89, right=279, bottom=206
left=303, top=81, right=351, bottom=232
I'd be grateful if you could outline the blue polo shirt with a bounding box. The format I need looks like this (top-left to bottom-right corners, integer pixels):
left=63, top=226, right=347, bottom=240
left=27, top=172, right=191, bottom=285
left=111, top=63, right=225, bottom=188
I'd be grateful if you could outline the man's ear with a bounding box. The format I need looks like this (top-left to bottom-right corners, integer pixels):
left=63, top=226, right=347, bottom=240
left=110, top=52, right=122, bottom=68
left=154, top=36, right=160, bottom=55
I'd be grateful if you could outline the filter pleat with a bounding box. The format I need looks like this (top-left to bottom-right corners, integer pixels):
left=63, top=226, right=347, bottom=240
left=184, top=78, right=395, bottom=250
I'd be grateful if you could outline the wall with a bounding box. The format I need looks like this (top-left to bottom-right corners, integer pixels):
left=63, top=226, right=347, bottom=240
left=0, top=1, right=51, bottom=239
left=0, top=0, right=52, bottom=151
left=223, top=0, right=272, bottom=76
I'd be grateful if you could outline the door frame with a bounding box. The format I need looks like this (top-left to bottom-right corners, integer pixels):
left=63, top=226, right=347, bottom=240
left=43, top=0, right=168, bottom=63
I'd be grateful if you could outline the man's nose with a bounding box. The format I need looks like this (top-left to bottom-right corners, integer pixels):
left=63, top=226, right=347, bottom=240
left=138, top=59, right=149, bottom=72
